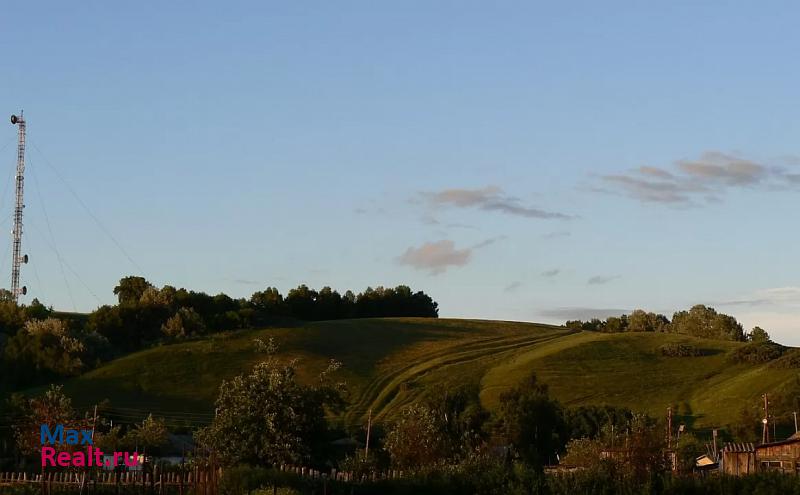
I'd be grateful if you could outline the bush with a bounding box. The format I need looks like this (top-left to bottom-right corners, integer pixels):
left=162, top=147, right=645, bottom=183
left=771, top=348, right=800, bottom=369
left=219, top=466, right=303, bottom=495
left=659, top=344, right=706, bottom=357
left=216, top=463, right=800, bottom=495
left=730, top=342, right=786, bottom=364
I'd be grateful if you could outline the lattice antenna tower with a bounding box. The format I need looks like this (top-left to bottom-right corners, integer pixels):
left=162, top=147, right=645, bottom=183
left=10, top=112, right=28, bottom=300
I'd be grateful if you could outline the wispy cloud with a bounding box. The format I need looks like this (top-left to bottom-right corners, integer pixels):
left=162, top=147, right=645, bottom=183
left=542, top=231, right=571, bottom=240
left=714, top=287, right=800, bottom=345
left=420, top=186, right=573, bottom=220
left=716, top=287, right=800, bottom=308
left=588, top=275, right=619, bottom=285
left=540, top=307, right=631, bottom=321
left=471, top=236, right=506, bottom=249
left=446, top=223, right=477, bottom=230
left=420, top=214, right=440, bottom=225
left=397, top=237, right=500, bottom=275
left=541, top=269, right=560, bottom=278
left=597, top=151, right=800, bottom=205
left=677, top=152, right=768, bottom=185
left=504, top=281, right=522, bottom=293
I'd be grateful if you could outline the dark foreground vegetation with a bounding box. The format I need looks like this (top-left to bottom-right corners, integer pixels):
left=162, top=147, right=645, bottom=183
left=0, top=276, right=438, bottom=390
left=4, top=336, right=799, bottom=495
left=5, top=471, right=800, bottom=494
left=213, top=467, right=800, bottom=495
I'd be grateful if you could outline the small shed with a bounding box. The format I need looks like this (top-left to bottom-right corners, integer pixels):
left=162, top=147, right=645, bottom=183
left=720, top=443, right=755, bottom=476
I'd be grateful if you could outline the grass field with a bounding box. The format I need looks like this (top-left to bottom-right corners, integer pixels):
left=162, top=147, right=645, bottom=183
left=55, top=318, right=800, bottom=431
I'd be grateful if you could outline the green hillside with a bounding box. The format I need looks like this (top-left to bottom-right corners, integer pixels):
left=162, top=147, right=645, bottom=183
left=56, top=318, right=799, bottom=430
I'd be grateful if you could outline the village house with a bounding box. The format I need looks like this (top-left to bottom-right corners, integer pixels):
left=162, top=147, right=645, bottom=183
left=720, top=434, right=800, bottom=475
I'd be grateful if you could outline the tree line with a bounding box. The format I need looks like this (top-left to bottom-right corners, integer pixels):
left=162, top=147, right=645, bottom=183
left=0, top=276, right=438, bottom=390
left=565, top=304, right=768, bottom=342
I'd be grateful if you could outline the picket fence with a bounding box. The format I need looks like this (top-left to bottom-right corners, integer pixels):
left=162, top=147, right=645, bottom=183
left=0, top=468, right=219, bottom=494
left=278, top=464, right=404, bottom=483
left=0, top=464, right=402, bottom=493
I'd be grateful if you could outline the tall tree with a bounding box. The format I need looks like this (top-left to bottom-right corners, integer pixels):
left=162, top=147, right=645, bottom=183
left=496, top=372, right=566, bottom=467
left=671, top=305, right=745, bottom=341
left=113, top=276, right=153, bottom=306
left=748, top=326, right=771, bottom=343
left=12, top=385, right=76, bottom=456
left=384, top=404, right=447, bottom=471
left=196, top=339, right=345, bottom=466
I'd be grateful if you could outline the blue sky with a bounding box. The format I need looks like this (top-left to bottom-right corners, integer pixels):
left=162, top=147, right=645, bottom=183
left=2, top=1, right=800, bottom=342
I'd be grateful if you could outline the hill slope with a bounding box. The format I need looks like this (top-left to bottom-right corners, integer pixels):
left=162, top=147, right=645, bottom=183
left=57, top=318, right=799, bottom=430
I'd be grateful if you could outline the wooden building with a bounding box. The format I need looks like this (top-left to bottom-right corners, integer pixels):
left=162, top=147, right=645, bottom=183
left=721, top=434, right=800, bottom=476
left=754, top=434, right=800, bottom=474
left=720, top=443, right=755, bottom=476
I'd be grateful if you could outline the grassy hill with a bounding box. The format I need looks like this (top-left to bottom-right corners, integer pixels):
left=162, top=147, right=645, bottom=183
left=56, top=318, right=800, bottom=431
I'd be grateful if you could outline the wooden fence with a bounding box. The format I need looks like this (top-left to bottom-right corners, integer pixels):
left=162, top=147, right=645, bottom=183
left=278, top=464, right=404, bottom=483
left=0, top=464, right=402, bottom=493
left=0, top=467, right=220, bottom=494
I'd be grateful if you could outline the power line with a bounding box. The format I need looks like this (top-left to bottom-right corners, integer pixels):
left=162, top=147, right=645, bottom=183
left=26, top=219, right=102, bottom=305
left=0, top=135, right=15, bottom=153
left=0, top=229, right=11, bottom=278
left=28, top=139, right=145, bottom=276
left=0, top=162, right=14, bottom=221
left=28, top=156, right=76, bottom=310
left=27, top=256, right=46, bottom=303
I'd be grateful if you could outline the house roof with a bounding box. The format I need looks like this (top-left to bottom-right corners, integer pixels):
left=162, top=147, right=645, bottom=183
left=722, top=442, right=755, bottom=453
left=695, top=454, right=717, bottom=467
left=756, top=435, right=800, bottom=449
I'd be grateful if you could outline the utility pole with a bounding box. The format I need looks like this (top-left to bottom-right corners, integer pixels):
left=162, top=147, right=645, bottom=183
left=667, top=407, right=673, bottom=449
left=79, top=405, right=98, bottom=495
left=364, top=408, right=372, bottom=458
left=611, top=424, right=615, bottom=448
left=9, top=113, right=28, bottom=300
left=712, top=429, right=718, bottom=461
left=762, top=394, right=770, bottom=444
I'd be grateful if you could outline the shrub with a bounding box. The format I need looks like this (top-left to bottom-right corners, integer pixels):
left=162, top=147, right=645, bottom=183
left=771, top=348, right=800, bottom=369
left=659, top=344, right=706, bottom=357
left=730, top=342, right=786, bottom=364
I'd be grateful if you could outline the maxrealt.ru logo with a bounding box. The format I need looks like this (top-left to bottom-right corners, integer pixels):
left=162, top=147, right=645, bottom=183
left=40, top=424, right=141, bottom=468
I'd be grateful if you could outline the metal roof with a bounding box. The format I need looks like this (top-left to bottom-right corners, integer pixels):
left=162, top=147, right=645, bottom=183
left=756, top=436, right=800, bottom=449
left=722, top=442, right=755, bottom=453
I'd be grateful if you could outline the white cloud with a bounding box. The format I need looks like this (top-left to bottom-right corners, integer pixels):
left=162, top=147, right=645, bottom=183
left=397, top=237, right=502, bottom=275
